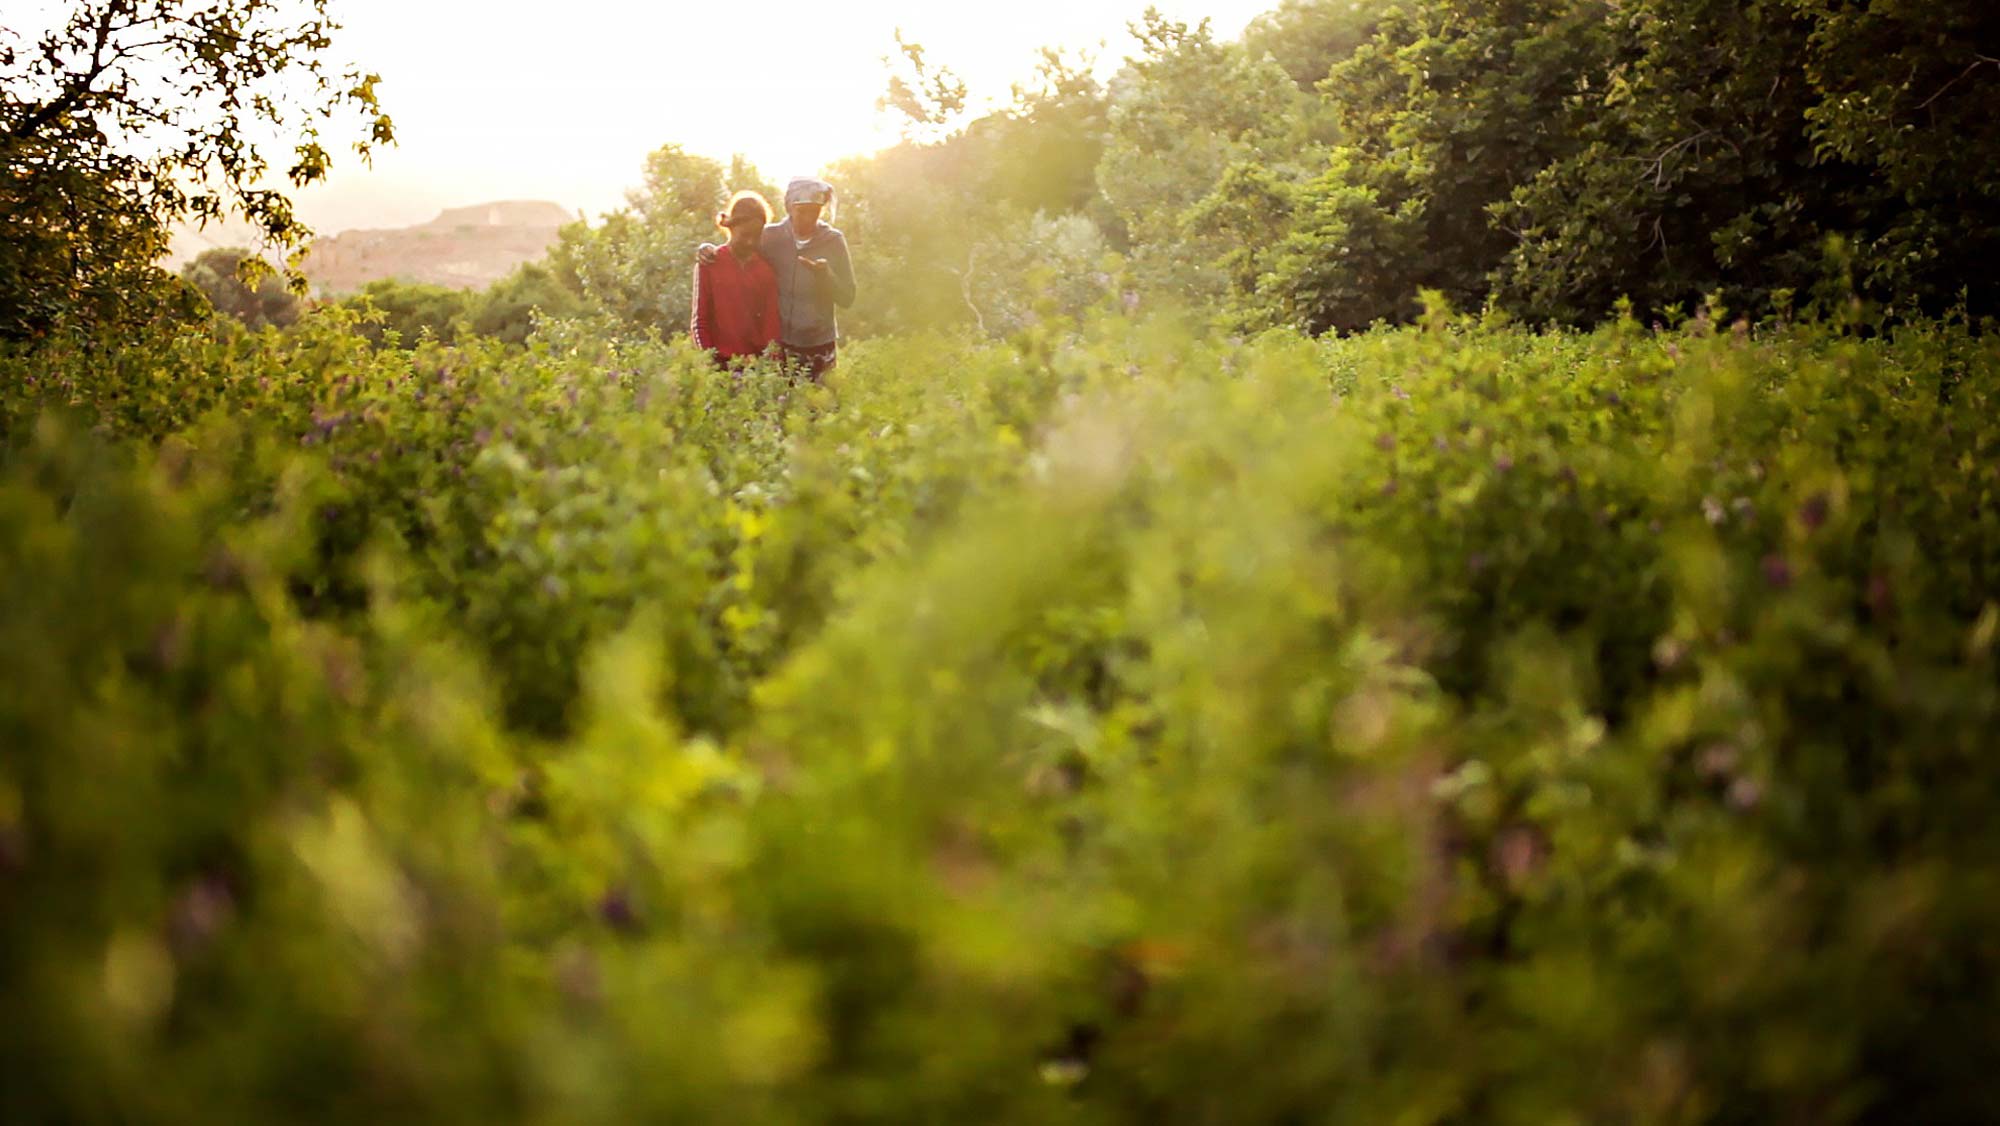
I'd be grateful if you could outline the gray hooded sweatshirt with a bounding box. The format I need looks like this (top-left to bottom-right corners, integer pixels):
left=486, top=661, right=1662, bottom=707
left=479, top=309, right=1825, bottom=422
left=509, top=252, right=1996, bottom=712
left=757, top=220, right=856, bottom=348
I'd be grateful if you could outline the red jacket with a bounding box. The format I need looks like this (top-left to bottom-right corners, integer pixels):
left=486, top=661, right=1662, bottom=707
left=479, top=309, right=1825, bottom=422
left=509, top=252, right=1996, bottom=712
left=691, top=244, right=780, bottom=362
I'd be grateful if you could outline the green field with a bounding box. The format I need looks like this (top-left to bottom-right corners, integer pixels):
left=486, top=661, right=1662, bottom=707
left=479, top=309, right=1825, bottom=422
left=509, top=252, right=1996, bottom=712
left=5, top=310, right=1998, bottom=1121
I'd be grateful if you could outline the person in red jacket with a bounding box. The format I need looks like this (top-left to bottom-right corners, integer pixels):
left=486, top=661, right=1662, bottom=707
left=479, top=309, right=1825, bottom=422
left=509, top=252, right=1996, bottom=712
left=691, top=191, right=781, bottom=366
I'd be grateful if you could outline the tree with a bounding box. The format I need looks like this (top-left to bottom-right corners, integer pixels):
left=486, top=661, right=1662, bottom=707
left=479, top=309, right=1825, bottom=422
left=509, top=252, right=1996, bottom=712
left=961, top=210, right=1118, bottom=335
left=1247, top=0, right=1616, bottom=333
left=1777, top=0, right=2000, bottom=316
left=1181, top=161, right=1305, bottom=324
left=834, top=42, right=1118, bottom=337
left=1241, top=0, right=1390, bottom=91
left=1489, top=0, right=2000, bottom=324
left=336, top=278, right=471, bottom=348
left=1489, top=0, right=1819, bottom=323
left=467, top=261, right=588, bottom=347
left=181, top=247, right=301, bottom=329
left=723, top=154, right=780, bottom=221
left=1238, top=0, right=2000, bottom=332
left=878, top=30, right=970, bottom=143
left=990, top=47, right=1110, bottom=219
left=546, top=145, right=749, bottom=339
left=1, top=0, right=391, bottom=340
left=1096, top=9, right=1319, bottom=309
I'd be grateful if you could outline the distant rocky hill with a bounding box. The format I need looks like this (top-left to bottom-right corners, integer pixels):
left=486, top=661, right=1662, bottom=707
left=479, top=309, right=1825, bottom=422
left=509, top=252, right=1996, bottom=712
left=301, top=200, right=578, bottom=294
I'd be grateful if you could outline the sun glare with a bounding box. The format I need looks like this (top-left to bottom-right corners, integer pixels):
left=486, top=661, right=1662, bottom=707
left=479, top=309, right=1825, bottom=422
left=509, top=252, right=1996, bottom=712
left=285, top=0, right=1277, bottom=232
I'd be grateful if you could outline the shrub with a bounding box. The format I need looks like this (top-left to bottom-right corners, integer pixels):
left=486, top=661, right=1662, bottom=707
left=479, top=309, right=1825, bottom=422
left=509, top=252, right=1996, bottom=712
left=3, top=312, right=1998, bottom=1121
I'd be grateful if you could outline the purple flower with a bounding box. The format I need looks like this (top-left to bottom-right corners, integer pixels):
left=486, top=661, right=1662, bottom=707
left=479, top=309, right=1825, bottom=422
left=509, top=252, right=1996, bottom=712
left=1696, top=743, right=1739, bottom=780
left=1727, top=776, right=1764, bottom=812
left=1761, top=554, right=1794, bottom=590
left=169, top=874, right=237, bottom=953
left=1799, top=493, right=1830, bottom=531
left=1867, top=573, right=1895, bottom=619
left=598, top=888, right=639, bottom=932
left=1492, top=825, right=1549, bottom=889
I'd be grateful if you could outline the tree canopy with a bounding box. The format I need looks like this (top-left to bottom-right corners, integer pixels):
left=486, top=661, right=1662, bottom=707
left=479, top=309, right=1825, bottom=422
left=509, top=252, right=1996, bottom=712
left=7, top=0, right=1995, bottom=349
left=181, top=247, right=301, bottom=330
left=1235, top=0, right=2000, bottom=330
left=1, top=0, right=391, bottom=340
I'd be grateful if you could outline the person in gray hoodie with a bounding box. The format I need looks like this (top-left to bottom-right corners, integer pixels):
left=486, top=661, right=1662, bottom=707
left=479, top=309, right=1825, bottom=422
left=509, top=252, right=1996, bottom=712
left=699, top=176, right=855, bottom=382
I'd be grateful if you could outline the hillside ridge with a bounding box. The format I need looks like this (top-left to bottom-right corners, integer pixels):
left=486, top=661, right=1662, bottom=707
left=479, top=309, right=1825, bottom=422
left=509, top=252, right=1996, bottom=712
left=301, top=199, right=579, bottom=294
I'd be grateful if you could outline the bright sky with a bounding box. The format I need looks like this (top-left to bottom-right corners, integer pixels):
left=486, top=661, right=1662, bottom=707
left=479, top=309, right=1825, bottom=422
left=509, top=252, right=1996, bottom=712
left=279, top=0, right=1279, bottom=233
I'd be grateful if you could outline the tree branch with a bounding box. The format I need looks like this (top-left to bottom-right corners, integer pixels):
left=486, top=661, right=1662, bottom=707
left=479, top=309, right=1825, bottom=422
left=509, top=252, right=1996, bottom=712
left=1916, top=56, right=1998, bottom=113
left=10, top=4, right=126, bottom=143
left=952, top=248, right=987, bottom=335
left=1637, top=130, right=1715, bottom=189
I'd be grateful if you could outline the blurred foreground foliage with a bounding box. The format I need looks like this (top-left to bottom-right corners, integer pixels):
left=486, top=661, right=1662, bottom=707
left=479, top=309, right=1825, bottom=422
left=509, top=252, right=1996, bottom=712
left=3, top=306, right=1999, bottom=1121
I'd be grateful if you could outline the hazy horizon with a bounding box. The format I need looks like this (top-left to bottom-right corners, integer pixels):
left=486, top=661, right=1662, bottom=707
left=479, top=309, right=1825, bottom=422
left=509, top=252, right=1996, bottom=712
left=199, top=0, right=1283, bottom=239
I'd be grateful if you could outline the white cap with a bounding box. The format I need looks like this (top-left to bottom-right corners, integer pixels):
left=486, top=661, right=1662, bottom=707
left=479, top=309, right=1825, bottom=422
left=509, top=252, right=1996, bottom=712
left=784, top=177, right=834, bottom=207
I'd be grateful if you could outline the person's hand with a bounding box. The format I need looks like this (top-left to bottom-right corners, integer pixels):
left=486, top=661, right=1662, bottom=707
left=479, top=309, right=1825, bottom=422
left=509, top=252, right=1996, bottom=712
left=796, top=256, right=830, bottom=273
left=696, top=242, right=719, bottom=265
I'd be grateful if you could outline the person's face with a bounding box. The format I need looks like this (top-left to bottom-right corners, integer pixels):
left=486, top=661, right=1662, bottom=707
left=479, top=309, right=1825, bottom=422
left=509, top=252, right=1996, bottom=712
left=788, top=201, right=824, bottom=232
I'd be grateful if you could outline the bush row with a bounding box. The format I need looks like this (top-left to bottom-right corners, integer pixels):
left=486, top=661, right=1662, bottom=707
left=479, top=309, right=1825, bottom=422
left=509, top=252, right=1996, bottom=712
left=3, top=311, right=1998, bottom=1121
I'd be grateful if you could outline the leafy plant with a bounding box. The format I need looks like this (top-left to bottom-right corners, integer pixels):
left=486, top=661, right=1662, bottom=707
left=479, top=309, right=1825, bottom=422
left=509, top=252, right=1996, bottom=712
left=4, top=308, right=1999, bottom=1121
